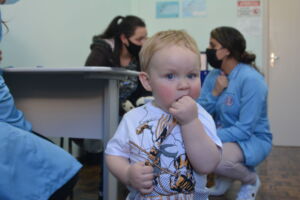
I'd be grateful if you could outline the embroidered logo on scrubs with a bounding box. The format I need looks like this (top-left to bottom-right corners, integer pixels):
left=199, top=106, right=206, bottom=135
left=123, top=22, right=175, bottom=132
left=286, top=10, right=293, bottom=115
left=225, top=95, right=234, bottom=106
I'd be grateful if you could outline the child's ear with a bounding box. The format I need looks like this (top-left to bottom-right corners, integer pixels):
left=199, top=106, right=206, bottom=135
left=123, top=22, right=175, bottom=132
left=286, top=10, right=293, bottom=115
left=139, top=72, right=152, bottom=92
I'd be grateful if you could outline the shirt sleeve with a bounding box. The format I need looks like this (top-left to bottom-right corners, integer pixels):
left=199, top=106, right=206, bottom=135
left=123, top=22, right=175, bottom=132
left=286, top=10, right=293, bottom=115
left=198, top=105, right=222, bottom=148
left=105, top=115, right=131, bottom=158
left=0, top=75, right=32, bottom=131
left=217, top=75, right=267, bottom=142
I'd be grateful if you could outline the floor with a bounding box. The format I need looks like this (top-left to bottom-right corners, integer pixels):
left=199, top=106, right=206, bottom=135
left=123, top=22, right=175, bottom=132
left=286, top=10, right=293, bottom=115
left=73, top=146, right=300, bottom=200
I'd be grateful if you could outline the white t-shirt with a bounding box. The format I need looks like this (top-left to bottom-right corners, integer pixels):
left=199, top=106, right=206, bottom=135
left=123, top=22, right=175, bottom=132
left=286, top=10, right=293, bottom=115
left=105, top=102, right=222, bottom=199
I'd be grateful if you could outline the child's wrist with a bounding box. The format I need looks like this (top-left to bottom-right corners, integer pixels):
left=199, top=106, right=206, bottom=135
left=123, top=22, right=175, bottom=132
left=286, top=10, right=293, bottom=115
left=125, top=165, right=132, bottom=186
left=180, top=117, right=198, bottom=127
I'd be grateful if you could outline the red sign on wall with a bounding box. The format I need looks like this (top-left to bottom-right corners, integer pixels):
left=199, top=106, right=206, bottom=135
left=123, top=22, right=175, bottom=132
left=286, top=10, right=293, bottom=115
left=237, top=0, right=261, bottom=17
left=238, top=1, right=260, bottom=7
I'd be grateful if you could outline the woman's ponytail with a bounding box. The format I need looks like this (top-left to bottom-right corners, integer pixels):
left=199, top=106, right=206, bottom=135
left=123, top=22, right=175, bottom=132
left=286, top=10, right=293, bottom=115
left=99, top=16, right=124, bottom=39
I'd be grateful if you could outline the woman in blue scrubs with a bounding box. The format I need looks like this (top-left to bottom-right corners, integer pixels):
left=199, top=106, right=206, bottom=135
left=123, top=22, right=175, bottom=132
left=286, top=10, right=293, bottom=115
left=0, top=1, right=82, bottom=199
left=198, top=26, right=272, bottom=200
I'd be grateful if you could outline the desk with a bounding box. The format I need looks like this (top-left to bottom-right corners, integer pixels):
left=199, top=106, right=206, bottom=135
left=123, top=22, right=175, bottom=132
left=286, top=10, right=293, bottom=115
left=3, top=66, right=139, bottom=200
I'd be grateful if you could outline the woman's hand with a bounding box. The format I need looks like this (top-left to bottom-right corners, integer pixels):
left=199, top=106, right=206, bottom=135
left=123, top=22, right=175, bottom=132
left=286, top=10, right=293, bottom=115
left=127, top=161, right=154, bottom=194
left=169, top=96, right=198, bottom=125
left=212, top=72, right=228, bottom=96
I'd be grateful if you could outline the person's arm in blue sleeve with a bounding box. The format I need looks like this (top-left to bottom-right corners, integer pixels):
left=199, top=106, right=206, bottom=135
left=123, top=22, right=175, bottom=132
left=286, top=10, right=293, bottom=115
left=0, top=77, right=16, bottom=121
left=217, top=76, right=267, bottom=142
left=197, top=69, right=219, bottom=114
left=0, top=74, right=32, bottom=130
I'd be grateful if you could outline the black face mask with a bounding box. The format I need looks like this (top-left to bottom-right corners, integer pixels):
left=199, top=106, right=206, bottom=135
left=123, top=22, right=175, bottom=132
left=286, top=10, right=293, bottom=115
left=206, top=48, right=222, bottom=69
left=126, top=39, right=142, bottom=59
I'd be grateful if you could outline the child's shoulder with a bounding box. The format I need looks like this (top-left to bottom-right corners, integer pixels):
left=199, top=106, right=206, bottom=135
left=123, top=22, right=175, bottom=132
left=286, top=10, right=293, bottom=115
left=196, top=103, right=207, bottom=114
left=123, top=102, right=153, bottom=118
left=123, top=101, right=165, bottom=124
left=197, top=103, right=214, bottom=121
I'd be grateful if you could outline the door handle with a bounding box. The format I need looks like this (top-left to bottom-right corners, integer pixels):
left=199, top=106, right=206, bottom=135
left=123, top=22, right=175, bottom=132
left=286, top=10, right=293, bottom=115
left=270, top=52, right=279, bottom=67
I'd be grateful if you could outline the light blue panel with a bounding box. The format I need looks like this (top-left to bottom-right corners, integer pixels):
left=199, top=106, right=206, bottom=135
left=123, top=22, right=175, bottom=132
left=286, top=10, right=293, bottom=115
left=156, top=1, right=179, bottom=18
left=182, top=0, right=207, bottom=18
left=1, top=0, right=131, bottom=68
left=130, top=0, right=264, bottom=69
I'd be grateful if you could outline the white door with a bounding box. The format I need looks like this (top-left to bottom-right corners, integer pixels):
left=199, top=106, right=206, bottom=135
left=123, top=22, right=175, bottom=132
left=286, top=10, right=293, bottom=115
left=267, top=0, right=300, bottom=146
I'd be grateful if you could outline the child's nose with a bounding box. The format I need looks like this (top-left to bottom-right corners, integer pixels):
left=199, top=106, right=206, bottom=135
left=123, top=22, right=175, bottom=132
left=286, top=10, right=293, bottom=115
left=178, top=78, right=190, bottom=90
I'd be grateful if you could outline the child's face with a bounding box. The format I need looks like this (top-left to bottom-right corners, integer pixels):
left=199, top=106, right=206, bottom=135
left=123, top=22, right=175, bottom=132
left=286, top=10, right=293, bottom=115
left=141, top=45, right=201, bottom=112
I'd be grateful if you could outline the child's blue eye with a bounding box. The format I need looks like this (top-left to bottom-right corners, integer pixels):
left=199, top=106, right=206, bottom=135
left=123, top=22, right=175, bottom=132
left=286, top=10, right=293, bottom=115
left=187, top=73, right=198, bottom=79
left=166, top=74, right=174, bottom=79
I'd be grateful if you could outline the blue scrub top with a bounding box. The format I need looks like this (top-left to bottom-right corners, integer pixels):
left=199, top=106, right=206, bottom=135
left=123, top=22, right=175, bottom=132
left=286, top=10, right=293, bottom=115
left=0, top=122, right=82, bottom=200
left=198, top=63, right=272, bottom=166
left=0, top=74, right=82, bottom=200
left=0, top=73, right=32, bottom=130
left=0, top=4, right=82, bottom=197
left=0, top=72, right=82, bottom=200
left=0, top=0, right=31, bottom=130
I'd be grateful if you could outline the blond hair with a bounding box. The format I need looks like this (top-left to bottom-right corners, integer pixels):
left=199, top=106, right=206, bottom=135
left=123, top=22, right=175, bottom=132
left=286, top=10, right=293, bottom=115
left=139, top=30, right=200, bottom=72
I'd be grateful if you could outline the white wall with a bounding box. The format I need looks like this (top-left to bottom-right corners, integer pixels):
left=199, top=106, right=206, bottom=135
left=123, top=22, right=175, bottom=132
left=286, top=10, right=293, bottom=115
left=1, top=0, right=264, bottom=70
left=1, top=0, right=131, bottom=67
left=131, top=0, right=264, bottom=70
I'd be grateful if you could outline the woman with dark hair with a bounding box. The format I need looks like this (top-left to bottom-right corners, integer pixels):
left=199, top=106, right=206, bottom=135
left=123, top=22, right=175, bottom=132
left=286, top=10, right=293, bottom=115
left=86, top=15, right=147, bottom=67
left=198, top=26, right=272, bottom=200
left=85, top=15, right=151, bottom=115
left=82, top=15, right=151, bottom=151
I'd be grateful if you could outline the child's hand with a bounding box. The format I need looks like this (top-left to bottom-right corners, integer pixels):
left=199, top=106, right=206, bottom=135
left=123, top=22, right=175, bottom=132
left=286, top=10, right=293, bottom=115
left=127, top=161, right=154, bottom=194
left=169, top=96, right=198, bottom=125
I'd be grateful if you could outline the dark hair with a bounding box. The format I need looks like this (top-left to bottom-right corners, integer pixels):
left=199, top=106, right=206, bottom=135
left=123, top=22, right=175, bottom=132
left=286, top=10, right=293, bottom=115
left=93, top=15, right=145, bottom=66
left=211, top=26, right=259, bottom=71
left=99, top=15, right=145, bottom=39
